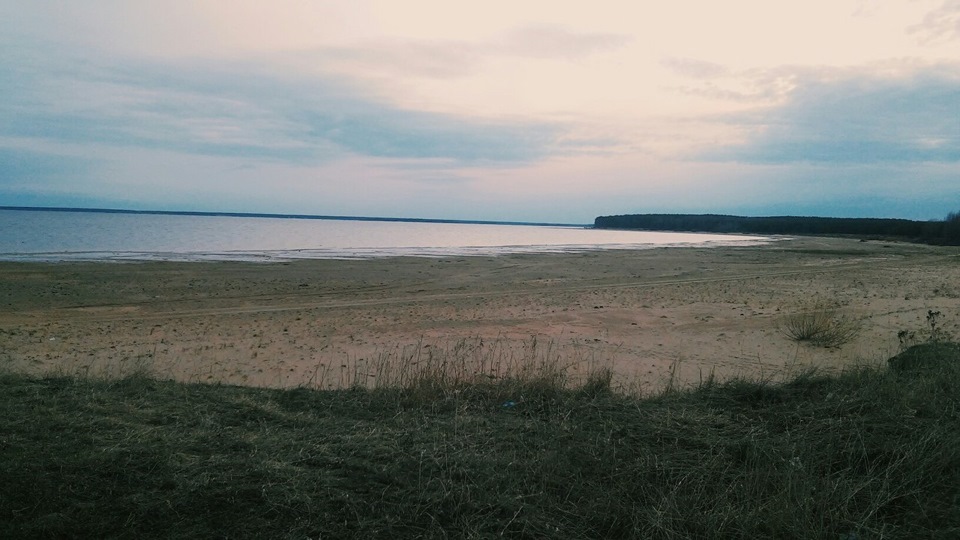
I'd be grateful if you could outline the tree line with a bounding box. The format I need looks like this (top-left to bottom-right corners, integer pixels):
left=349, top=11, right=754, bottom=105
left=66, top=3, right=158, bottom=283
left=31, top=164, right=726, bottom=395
left=593, top=212, right=960, bottom=245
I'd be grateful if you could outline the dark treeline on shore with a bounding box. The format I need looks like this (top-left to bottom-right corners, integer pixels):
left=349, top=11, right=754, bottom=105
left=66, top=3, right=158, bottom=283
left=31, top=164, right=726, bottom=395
left=594, top=212, right=960, bottom=245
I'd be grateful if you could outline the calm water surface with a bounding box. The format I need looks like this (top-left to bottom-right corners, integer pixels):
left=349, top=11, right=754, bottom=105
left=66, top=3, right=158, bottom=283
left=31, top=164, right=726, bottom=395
left=1, top=209, right=771, bottom=262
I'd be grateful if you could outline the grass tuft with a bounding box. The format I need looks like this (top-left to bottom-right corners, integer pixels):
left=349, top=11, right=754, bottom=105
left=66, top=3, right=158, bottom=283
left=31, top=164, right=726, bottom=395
left=779, top=303, right=861, bottom=348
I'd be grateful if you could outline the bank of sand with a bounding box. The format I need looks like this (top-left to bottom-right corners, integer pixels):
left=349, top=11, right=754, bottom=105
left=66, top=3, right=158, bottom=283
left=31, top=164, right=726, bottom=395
left=2, top=237, right=958, bottom=392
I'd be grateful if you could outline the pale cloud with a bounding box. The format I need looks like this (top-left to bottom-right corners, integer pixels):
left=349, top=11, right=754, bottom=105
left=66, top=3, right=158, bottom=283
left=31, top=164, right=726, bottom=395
left=304, top=25, right=629, bottom=82
left=661, top=58, right=730, bottom=80
left=311, top=40, right=481, bottom=80
left=497, top=26, right=631, bottom=59
left=910, top=0, right=960, bottom=43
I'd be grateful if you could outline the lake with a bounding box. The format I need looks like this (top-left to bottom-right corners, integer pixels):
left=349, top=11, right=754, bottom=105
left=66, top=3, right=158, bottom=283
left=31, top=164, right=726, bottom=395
left=0, top=208, right=771, bottom=262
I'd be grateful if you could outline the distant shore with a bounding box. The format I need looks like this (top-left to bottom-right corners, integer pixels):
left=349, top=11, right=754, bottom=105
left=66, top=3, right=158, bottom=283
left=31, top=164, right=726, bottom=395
left=595, top=212, right=960, bottom=245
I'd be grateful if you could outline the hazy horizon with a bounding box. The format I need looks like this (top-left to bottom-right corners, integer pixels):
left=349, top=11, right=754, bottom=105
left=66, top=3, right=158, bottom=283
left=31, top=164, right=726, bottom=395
left=1, top=204, right=955, bottom=226
left=0, top=204, right=591, bottom=226
left=2, top=2, right=958, bottom=223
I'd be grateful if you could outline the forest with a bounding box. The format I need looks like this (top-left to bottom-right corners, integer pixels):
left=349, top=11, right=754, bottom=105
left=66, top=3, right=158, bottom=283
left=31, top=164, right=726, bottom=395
left=594, top=212, right=960, bottom=245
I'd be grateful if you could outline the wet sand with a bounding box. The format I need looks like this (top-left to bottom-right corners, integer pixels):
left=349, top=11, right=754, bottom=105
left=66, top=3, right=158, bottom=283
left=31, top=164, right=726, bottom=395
left=2, top=237, right=958, bottom=392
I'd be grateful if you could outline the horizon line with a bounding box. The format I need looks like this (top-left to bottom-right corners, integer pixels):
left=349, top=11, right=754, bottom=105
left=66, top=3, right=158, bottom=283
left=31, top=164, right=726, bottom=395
left=0, top=205, right=590, bottom=228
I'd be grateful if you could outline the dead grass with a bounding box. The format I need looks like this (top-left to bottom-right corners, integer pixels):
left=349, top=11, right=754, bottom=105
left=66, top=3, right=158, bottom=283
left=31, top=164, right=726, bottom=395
left=779, top=303, right=861, bottom=348
left=2, top=343, right=959, bottom=538
left=302, top=336, right=614, bottom=392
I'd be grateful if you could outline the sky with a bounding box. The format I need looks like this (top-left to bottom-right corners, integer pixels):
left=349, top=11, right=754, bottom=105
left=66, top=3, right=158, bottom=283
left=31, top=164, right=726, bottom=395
left=1, top=1, right=958, bottom=224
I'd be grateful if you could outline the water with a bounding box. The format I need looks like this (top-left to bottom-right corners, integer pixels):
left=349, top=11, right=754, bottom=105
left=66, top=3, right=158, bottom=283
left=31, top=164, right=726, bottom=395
left=0, top=209, right=771, bottom=262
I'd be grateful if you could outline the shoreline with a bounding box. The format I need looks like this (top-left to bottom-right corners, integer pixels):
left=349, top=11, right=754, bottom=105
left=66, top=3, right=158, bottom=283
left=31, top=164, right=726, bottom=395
left=0, top=235, right=774, bottom=264
left=2, top=237, right=958, bottom=391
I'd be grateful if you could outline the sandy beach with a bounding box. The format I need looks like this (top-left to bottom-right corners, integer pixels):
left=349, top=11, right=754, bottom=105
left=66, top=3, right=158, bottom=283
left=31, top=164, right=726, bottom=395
left=2, top=236, right=958, bottom=392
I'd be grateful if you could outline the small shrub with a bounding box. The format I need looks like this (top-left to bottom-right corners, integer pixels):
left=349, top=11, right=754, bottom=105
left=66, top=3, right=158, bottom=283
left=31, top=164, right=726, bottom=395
left=926, top=309, right=946, bottom=342
left=780, top=304, right=861, bottom=348
left=899, top=310, right=953, bottom=351
left=898, top=329, right=919, bottom=350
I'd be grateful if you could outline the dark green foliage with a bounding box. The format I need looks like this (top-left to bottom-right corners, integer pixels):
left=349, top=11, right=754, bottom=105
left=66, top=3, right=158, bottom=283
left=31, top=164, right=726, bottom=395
left=888, top=342, right=960, bottom=373
left=944, top=212, right=960, bottom=242
left=594, top=211, right=960, bottom=245
left=2, top=350, right=960, bottom=539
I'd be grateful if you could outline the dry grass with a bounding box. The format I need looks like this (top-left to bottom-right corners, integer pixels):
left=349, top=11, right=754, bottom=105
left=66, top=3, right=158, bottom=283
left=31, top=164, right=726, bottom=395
left=779, top=303, right=861, bottom=348
left=302, top=336, right=613, bottom=392
left=2, top=343, right=960, bottom=538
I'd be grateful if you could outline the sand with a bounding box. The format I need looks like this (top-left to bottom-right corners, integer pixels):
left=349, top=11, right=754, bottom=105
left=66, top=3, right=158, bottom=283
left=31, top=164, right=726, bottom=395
left=2, top=236, right=958, bottom=392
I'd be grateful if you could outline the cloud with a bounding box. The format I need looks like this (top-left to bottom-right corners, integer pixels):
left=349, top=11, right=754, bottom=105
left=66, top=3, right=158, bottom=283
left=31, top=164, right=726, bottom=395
left=498, top=26, right=631, bottom=59
left=315, top=41, right=481, bottom=80
left=910, top=0, right=960, bottom=44
left=303, top=24, right=630, bottom=83
left=661, top=62, right=803, bottom=108
left=661, top=57, right=729, bottom=79
left=0, top=41, right=559, bottom=168
left=309, top=109, right=554, bottom=162
left=700, top=68, right=960, bottom=164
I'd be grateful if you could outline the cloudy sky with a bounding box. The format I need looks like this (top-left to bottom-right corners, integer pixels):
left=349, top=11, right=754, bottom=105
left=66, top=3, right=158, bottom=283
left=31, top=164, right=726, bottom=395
left=1, top=1, right=958, bottom=223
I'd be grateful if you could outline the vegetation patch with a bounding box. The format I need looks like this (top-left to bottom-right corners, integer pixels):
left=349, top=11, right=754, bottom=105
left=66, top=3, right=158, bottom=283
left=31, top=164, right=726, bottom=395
left=3, top=344, right=960, bottom=539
